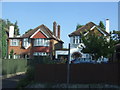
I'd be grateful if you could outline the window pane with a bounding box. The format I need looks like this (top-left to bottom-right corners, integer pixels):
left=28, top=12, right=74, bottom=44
left=11, top=39, right=19, bottom=46
left=73, top=36, right=75, bottom=44
left=34, top=38, right=49, bottom=46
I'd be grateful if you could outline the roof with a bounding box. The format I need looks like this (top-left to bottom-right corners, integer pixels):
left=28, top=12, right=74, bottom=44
left=22, top=24, right=64, bottom=43
left=68, top=22, right=110, bottom=37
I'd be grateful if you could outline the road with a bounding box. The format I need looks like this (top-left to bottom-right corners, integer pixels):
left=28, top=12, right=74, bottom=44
left=2, top=74, right=26, bottom=89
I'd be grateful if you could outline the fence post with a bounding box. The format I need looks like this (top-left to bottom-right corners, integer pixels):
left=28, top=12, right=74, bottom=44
left=67, top=43, right=70, bottom=88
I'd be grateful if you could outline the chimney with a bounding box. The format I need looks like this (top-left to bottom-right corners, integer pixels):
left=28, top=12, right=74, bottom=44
left=57, top=25, right=60, bottom=39
left=53, top=21, right=57, bottom=36
left=106, top=19, right=110, bottom=33
left=9, top=25, right=14, bottom=37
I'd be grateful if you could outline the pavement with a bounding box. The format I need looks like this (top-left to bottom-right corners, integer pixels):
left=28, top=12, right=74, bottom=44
left=1, top=74, right=26, bottom=89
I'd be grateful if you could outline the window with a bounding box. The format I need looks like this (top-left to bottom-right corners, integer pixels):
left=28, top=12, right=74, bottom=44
left=73, top=36, right=80, bottom=44
left=73, top=36, right=75, bottom=44
left=23, top=38, right=29, bottom=47
left=33, top=52, right=49, bottom=56
left=34, top=38, right=49, bottom=46
left=76, top=36, right=79, bottom=43
left=10, top=39, right=19, bottom=46
left=79, top=36, right=82, bottom=43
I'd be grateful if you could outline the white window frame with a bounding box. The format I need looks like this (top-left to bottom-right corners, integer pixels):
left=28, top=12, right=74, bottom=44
left=73, top=36, right=81, bottom=44
left=33, top=52, right=49, bottom=56
left=34, top=38, right=49, bottom=46
left=10, top=39, right=19, bottom=46
left=73, top=36, right=75, bottom=44
left=23, top=38, right=28, bottom=47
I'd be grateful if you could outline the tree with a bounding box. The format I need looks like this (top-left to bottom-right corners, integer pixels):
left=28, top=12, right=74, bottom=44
left=1, top=19, right=7, bottom=59
left=10, top=49, right=14, bottom=59
left=14, top=21, right=20, bottom=36
left=0, top=19, right=19, bottom=59
left=81, top=33, right=115, bottom=60
left=25, top=29, right=33, bottom=34
left=76, top=24, right=83, bottom=30
left=99, top=21, right=105, bottom=30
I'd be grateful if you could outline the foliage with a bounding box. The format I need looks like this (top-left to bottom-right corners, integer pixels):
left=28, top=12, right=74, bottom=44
left=1, top=19, right=8, bottom=59
left=25, top=29, right=33, bottom=34
left=99, top=21, right=105, bottom=30
left=17, top=61, right=35, bottom=89
left=81, top=33, right=115, bottom=60
left=2, top=59, right=27, bottom=75
left=0, top=20, right=2, bottom=58
left=14, top=21, right=20, bottom=36
left=9, top=49, right=14, bottom=59
left=0, top=19, right=20, bottom=59
left=76, top=24, right=83, bottom=30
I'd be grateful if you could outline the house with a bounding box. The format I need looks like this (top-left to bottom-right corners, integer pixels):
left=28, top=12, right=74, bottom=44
left=8, top=21, right=64, bottom=59
left=68, top=19, right=110, bottom=61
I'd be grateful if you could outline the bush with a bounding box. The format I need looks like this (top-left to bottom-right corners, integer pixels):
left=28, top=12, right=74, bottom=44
left=28, top=56, right=57, bottom=64
left=17, top=65, right=35, bottom=89
left=2, top=59, right=27, bottom=75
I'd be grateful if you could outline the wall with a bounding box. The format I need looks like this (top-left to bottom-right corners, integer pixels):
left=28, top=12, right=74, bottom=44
left=8, top=39, right=30, bottom=56
left=35, top=63, right=120, bottom=85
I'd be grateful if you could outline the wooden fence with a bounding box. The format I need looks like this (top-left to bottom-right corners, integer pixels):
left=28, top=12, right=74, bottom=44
left=34, top=63, right=120, bottom=85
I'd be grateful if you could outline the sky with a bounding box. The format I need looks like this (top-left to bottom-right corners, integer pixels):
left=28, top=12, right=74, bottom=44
left=2, top=2, right=118, bottom=48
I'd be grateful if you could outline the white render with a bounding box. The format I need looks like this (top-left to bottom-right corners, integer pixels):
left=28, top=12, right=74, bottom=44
left=70, top=36, right=88, bottom=61
left=55, top=50, right=69, bottom=59
left=9, top=26, right=14, bottom=38
left=106, top=19, right=110, bottom=33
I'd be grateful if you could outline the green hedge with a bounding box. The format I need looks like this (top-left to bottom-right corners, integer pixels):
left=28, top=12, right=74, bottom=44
left=2, top=59, right=27, bottom=75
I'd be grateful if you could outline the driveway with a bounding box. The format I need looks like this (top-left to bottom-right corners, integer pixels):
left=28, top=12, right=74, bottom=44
left=2, top=74, right=26, bottom=89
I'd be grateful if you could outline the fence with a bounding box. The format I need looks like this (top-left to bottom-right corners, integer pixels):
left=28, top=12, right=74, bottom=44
left=35, top=63, right=120, bottom=85
left=2, top=59, right=27, bottom=75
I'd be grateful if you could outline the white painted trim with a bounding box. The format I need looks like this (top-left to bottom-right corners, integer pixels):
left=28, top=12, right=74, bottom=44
left=55, top=50, right=69, bottom=58
left=30, top=29, right=49, bottom=38
left=84, top=25, right=106, bottom=36
left=90, top=25, right=96, bottom=30
left=40, top=30, right=49, bottom=38
left=96, top=27, right=106, bottom=36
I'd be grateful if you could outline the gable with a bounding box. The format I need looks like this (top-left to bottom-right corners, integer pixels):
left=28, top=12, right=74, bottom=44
left=69, top=22, right=109, bottom=37
left=88, top=28, right=104, bottom=36
left=32, top=31, right=47, bottom=39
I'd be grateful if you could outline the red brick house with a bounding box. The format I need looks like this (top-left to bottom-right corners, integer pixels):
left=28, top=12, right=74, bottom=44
left=8, top=22, right=64, bottom=59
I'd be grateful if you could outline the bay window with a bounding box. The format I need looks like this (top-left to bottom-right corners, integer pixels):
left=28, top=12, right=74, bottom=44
left=34, top=38, right=49, bottom=46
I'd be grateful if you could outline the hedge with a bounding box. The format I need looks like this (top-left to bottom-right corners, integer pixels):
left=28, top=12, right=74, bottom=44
left=2, top=59, right=27, bottom=75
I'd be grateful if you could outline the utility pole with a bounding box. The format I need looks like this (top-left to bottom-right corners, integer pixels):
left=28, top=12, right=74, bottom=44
left=67, top=43, right=70, bottom=88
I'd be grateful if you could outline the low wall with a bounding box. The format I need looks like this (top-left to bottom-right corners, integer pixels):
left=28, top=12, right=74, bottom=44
left=35, top=63, right=120, bottom=85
